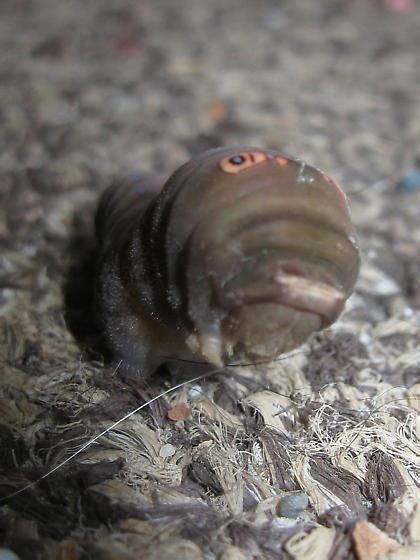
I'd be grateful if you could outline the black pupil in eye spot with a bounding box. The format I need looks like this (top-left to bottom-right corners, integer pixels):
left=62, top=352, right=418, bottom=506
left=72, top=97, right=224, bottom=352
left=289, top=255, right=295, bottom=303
left=229, top=155, right=246, bottom=165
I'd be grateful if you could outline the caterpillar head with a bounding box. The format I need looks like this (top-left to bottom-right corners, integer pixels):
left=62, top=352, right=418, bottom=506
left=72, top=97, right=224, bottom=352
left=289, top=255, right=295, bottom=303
left=159, top=147, right=360, bottom=366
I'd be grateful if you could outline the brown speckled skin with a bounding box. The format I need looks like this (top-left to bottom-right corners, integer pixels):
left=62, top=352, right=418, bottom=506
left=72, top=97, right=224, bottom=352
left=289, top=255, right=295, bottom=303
left=94, top=147, right=360, bottom=378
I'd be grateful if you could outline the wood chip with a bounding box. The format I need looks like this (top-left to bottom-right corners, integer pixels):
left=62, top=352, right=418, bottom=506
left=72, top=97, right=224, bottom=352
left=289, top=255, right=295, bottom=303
left=167, top=403, right=191, bottom=421
left=352, top=521, right=400, bottom=560
left=206, top=100, right=228, bottom=124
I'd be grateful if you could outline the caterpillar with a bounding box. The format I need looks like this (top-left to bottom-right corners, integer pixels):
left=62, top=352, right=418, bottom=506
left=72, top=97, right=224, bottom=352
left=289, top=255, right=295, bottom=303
left=94, top=147, right=360, bottom=378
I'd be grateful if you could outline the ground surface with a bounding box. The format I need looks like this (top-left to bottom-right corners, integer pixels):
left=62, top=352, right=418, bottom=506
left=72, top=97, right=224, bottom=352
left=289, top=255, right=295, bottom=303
left=0, top=1, right=419, bottom=559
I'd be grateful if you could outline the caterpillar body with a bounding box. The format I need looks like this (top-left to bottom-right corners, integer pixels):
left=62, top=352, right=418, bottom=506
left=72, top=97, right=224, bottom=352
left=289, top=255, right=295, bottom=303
left=94, top=147, right=360, bottom=378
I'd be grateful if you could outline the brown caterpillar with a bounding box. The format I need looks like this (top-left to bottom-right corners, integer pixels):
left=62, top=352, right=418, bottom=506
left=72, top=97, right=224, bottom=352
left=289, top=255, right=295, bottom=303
left=94, top=147, right=360, bottom=378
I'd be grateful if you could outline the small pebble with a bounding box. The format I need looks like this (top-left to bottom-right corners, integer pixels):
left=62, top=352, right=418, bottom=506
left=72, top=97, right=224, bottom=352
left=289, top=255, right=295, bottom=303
left=187, top=384, right=203, bottom=400
left=396, top=169, right=420, bottom=193
left=276, top=492, right=309, bottom=518
left=159, top=443, right=177, bottom=458
left=167, top=403, right=191, bottom=421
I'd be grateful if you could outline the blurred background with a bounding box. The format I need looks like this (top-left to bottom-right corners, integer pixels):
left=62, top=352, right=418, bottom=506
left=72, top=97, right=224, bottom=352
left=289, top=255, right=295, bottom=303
left=1, top=0, right=419, bottom=200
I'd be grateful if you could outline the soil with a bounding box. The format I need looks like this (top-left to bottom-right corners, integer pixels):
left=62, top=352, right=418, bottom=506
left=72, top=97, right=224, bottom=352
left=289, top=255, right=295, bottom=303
left=0, top=1, right=419, bottom=559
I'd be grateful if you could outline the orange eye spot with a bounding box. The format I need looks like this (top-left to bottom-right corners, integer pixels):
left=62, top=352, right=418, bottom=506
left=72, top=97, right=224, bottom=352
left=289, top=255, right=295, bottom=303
left=275, top=156, right=289, bottom=167
left=219, top=151, right=267, bottom=174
